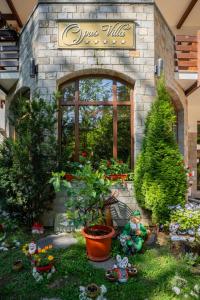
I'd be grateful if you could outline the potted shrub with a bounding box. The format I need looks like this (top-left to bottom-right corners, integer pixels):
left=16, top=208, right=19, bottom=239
left=51, top=164, right=115, bottom=261
left=99, top=159, right=130, bottom=181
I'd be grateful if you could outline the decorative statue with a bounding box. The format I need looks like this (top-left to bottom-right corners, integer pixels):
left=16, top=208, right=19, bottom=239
left=113, top=255, right=129, bottom=283
left=105, top=255, right=138, bottom=283
left=119, top=210, right=147, bottom=254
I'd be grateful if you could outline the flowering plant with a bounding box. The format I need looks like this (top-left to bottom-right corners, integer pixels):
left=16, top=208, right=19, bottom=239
left=32, top=245, right=53, bottom=267
left=99, top=159, right=130, bottom=175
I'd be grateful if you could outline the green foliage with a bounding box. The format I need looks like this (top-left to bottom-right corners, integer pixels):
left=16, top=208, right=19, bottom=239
left=171, top=208, right=200, bottom=231
left=134, top=77, right=187, bottom=223
left=0, top=95, right=58, bottom=226
left=50, top=164, right=112, bottom=227
left=99, top=158, right=130, bottom=175
left=1, top=229, right=199, bottom=300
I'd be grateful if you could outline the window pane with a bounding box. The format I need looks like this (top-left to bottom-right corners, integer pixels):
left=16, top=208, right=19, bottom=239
left=79, top=106, right=113, bottom=164
left=62, top=82, right=75, bottom=102
left=61, top=107, right=75, bottom=160
left=117, top=106, right=131, bottom=165
left=79, top=78, right=113, bottom=101
left=117, top=81, right=131, bottom=101
left=197, top=123, right=200, bottom=190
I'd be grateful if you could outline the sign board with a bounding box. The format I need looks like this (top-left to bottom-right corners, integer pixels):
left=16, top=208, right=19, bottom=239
left=58, top=20, right=135, bottom=49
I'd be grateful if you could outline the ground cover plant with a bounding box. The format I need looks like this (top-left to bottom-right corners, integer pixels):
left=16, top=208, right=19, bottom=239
left=0, top=230, right=199, bottom=300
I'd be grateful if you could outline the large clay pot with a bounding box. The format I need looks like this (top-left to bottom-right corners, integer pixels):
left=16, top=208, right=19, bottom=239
left=82, top=225, right=115, bottom=262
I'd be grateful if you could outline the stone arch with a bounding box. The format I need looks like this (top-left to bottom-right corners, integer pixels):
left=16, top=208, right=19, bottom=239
left=8, top=86, right=31, bottom=139
left=57, top=68, right=135, bottom=88
left=167, top=86, right=185, bottom=156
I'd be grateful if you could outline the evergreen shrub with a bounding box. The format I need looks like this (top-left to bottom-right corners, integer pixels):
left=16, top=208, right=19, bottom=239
left=134, top=78, right=187, bottom=223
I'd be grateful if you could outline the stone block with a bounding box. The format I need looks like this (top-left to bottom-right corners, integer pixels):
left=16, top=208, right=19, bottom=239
left=46, top=12, right=58, bottom=20
left=38, top=35, right=50, bottom=43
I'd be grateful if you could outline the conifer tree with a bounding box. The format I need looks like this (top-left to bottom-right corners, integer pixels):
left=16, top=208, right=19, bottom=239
left=134, top=78, right=187, bottom=223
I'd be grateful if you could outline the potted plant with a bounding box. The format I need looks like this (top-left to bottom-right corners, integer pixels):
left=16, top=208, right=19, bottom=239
left=51, top=164, right=115, bottom=261
left=32, top=245, right=54, bottom=272
left=99, top=159, right=130, bottom=181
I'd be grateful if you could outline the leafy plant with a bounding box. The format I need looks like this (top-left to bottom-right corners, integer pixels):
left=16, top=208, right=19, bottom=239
left=171, top=207, right=200, bottom=232
left=0, top=94, right=58, bottom=226
left=134, top=77, right=187, bottom=223
left=99, top=158, right=130, bottom=175
left=50, top=164, right=112, bottom=227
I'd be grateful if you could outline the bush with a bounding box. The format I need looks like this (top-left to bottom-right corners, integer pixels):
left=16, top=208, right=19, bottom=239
left=134, top=78, right=187, bottom=223
left=0, top=94, right=58, bottom=226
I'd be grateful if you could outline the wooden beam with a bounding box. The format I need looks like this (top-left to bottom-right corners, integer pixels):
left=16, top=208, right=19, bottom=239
left=185, top=81, right=198, bottom=96
left=176, top=0, right=199, bottom=29
left=5, top=0, right=23, bottom=28
left=1, top=13, right=17, bottom=21
left=198, top=30, right=200, bottom=86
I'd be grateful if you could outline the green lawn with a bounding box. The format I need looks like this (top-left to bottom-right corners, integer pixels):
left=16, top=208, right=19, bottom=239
left=0, top=231, right=199, bottom=300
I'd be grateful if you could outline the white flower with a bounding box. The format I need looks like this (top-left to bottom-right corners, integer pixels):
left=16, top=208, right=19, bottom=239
left=194, top=284, right=200, bottom=293
left=172, top=286, right=181, bottom=295
left=100, top=285, right=107, bottom=295
left=190, top=291, right=199, bottom=298
left=79, top=286, right=86, bottom=292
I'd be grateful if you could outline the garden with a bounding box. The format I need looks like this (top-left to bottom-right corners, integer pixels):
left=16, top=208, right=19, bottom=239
left=0, top=79, right=200, bottom=300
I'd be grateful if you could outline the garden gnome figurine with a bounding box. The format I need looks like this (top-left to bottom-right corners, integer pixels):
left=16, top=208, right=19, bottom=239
left=119, top=210, right=147, bottom=254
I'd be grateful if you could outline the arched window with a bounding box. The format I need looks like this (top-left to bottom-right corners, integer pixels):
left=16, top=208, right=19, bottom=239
left=59, top=76, right=134, bottom=167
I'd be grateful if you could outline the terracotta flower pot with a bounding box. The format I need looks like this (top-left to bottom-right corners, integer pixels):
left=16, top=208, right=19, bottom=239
left=106, top=174, right=128, bottom=181
left=86, top=283, right=100, bottom=298
left=127, top=266, right=138, bottom=277
left=36, top=264, right=52, bottom=272
left=82, top=225, right=115, bottom=262
left=12, top=260, right=23, bottom=272
left=105, top=270, right=118, bottom=282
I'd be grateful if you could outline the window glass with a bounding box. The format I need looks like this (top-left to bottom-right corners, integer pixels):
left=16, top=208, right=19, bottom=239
left=117, top=106, right=131, bottom=165
left=79, top=78, right=113, bottom=101
left=79, top=106, right=113, bottom=164
left=62, top=82, right=75, bottom=102
left=117, top=81, right=131, bottom=102
left=197, top=123, right=200, bottom=190
left=61, top=107, right=75, bottom=160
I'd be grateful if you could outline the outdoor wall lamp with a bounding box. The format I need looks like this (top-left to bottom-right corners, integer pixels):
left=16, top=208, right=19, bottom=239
left=155, top=58, right=164, bottom=77
left=30, top=58, right=38, bottom=78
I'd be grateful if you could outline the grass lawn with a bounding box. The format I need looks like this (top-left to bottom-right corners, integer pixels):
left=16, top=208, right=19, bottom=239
left=0, top=230, right=199, bottom=300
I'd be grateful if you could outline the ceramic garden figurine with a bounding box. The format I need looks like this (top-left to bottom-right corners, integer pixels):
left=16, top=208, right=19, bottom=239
left=119, top=210, right=147, bottom=254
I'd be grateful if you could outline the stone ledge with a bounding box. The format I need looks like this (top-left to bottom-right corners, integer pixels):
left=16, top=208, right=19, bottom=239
left=39, top=0, right=154, bottom=3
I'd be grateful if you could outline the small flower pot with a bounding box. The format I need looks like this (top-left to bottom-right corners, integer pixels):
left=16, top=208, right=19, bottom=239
left=36, top=264, right=52, bottom=273
left=86, top=283, right=100, bottom=298
left=127, top=266, right=138, bottom=277
left=12, top=260, right=23, bottom=272
left=106, top=174, right=128, bottom=181
left=105, top=270, right=118, bottom=282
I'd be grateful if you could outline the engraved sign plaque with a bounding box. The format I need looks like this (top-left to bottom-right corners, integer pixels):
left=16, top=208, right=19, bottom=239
left=58, top=21, right=135, bottom=49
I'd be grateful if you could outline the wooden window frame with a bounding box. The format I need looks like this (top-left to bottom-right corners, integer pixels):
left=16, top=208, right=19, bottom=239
left=58, top=76, right=134, bottom=168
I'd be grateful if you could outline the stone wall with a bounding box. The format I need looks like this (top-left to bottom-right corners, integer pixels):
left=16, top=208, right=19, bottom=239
left=13, top=0, right=157, bottom=158
left=154, top=4, right=188, bottom=158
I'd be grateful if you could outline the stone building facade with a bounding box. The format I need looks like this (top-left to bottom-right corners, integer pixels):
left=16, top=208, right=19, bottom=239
left=4, top=0, right=194, bottom=224
left=6, top=0, right=187, bottom=159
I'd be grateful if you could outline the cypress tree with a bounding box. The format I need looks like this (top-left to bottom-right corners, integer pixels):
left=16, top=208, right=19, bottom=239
left=134, top=77, right=187, bottom=223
